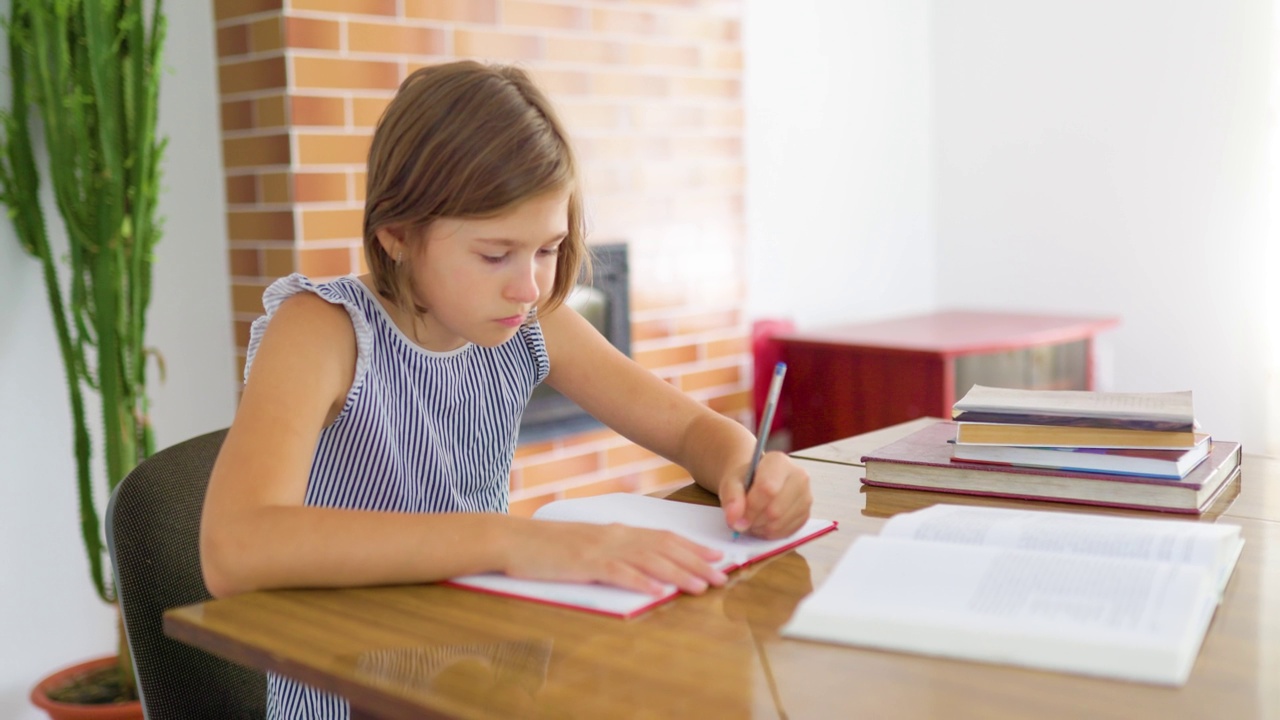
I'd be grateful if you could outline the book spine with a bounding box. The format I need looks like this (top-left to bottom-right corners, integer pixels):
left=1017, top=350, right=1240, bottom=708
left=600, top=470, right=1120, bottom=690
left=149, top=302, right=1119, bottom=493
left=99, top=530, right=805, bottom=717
left=952, top=411, right=1195, bottom=433
left=859, top=477, right=1202, bottom=514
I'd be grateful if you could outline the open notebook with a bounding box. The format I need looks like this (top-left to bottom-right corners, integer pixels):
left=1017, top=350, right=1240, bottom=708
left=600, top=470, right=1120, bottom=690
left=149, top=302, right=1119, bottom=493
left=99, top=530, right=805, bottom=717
left=448, top=493, right=838, bottom=619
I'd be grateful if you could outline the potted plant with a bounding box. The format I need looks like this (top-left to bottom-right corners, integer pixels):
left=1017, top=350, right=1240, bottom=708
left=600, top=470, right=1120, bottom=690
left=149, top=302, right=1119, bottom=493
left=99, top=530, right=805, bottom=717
left=0, top=0, right=166, bottom=717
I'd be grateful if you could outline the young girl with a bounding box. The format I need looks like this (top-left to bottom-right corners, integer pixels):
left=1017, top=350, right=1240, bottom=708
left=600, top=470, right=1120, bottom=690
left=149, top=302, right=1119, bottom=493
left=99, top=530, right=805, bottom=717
left=201, top=60, right=812, bottom=719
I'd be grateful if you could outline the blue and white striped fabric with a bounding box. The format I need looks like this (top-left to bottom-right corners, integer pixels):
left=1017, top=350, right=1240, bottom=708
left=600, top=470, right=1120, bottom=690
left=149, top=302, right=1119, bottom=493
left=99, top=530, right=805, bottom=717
left=244, top=273, right=550, bottom=720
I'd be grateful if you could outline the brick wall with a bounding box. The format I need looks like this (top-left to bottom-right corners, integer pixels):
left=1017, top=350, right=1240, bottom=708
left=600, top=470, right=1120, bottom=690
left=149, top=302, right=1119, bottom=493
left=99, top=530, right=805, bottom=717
left=213, top=0, right=750, bottom=515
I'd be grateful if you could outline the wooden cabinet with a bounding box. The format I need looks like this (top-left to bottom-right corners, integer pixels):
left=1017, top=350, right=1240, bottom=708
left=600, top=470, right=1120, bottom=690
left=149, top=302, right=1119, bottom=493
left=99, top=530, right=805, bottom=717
left=776, top=311, right=1120, bottom=449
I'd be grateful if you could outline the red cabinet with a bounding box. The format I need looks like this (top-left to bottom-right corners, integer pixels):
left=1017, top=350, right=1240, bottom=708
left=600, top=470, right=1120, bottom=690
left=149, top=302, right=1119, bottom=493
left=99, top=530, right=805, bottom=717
left=776, top=311, right=1120, bottom=449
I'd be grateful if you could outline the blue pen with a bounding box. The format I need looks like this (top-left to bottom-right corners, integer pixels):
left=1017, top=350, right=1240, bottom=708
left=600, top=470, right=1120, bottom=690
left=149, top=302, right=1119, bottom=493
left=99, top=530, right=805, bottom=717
left=734, top=362, right=787, bottom=540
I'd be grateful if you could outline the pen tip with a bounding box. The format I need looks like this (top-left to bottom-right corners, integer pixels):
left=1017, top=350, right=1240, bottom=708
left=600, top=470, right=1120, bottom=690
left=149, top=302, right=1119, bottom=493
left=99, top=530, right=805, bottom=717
left=731, top=531, right=740, bottom=542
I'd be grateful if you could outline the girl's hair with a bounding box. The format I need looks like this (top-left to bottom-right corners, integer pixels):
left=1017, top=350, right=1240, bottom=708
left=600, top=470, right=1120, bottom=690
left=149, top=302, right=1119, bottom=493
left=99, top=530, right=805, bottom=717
left=363, top=61, right=588, bottom=319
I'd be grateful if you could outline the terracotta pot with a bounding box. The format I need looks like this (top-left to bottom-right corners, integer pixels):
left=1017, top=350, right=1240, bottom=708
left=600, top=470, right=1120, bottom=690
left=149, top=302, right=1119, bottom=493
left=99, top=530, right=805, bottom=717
left=29, top=655, right=142, bottom=720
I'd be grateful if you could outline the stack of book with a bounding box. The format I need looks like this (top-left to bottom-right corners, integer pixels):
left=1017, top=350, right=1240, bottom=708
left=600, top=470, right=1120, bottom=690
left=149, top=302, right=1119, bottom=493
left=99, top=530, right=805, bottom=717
left=861, top=385, right=1243, bottom=514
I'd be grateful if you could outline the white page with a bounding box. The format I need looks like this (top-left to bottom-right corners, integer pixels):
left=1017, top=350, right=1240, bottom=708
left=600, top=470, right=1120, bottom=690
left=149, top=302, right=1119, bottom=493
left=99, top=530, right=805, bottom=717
left=879, top=504, right=1242, bottom=593
left=783, top=536, right=1218, bottom=685
left=451, top=493, right=835, bottom=617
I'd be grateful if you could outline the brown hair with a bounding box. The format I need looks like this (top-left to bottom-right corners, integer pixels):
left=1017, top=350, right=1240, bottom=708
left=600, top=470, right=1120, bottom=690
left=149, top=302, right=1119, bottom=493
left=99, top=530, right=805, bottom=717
left=363, top=61, right=588, bottom=320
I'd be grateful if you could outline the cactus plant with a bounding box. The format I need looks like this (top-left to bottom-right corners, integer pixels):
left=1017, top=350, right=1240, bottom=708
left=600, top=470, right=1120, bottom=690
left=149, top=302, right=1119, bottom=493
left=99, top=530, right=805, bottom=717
left=0, top=0, right=166, bottom=702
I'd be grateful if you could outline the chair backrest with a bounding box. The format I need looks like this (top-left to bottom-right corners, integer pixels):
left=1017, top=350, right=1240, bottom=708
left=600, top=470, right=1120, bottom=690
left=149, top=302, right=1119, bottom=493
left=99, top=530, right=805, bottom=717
left=107, top=429, right=266, bottom=720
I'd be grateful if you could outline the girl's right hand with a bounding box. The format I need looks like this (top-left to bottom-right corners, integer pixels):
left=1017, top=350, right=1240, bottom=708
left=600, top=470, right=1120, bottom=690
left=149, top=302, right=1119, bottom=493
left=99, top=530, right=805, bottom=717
left=502, top=519, right=728, bottom=597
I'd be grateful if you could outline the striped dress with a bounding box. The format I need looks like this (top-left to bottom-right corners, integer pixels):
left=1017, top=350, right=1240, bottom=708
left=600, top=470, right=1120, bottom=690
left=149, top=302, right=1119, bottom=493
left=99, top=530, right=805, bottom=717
left=244, top=273, right=550, bottom=720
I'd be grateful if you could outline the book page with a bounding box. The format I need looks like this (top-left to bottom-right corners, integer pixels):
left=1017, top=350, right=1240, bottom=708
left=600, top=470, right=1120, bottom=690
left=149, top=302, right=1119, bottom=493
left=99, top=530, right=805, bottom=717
left=953, top=385, right=1194, bottom=423
left=878, top=504, right=1241, bottom=592
left=450, top=493, right=837, bottom=617
left=783, top=536, right=1218, bottom=684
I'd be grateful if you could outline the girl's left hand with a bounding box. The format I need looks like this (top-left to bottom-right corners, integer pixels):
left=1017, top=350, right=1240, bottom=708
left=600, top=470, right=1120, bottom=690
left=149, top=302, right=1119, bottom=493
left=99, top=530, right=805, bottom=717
left=718, top=451, right=812, bottom=539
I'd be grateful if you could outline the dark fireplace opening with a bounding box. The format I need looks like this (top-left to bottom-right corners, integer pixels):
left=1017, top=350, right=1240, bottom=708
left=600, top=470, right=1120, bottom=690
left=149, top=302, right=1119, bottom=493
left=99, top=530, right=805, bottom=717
left=518, top=242, right=630, bottom=444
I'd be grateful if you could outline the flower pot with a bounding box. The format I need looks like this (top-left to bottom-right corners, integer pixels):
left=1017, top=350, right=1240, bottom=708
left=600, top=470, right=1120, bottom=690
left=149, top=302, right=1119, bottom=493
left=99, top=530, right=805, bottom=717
left=29, top=655, right=142, bottom=720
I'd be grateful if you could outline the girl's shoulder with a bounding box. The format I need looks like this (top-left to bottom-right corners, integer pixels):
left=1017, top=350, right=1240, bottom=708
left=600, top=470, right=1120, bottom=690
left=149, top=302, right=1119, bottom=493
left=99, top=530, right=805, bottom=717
left=246, top=274, right=373, bottom=386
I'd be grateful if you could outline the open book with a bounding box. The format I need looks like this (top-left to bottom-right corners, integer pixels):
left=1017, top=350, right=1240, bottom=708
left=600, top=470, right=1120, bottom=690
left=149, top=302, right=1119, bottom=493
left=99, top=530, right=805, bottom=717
left=449, top=493, right=838, bottom=619
left=782, top=504, right=1243, bottom=685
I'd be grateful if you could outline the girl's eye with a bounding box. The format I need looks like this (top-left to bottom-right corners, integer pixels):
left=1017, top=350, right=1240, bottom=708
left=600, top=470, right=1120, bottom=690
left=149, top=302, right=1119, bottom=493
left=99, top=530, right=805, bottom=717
left=539, top=245, right=561, bottom=257
left=481, top=254, right=507, bottom=264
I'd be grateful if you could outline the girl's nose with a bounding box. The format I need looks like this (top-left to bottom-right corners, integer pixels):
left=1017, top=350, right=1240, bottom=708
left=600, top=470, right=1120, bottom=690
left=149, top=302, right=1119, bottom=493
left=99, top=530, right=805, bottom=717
left=505, top=261, right=541, bottom=303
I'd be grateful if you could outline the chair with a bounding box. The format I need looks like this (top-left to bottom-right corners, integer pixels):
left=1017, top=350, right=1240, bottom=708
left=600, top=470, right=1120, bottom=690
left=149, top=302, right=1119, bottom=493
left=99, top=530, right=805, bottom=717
left=107, top=429, right=266, bottom=719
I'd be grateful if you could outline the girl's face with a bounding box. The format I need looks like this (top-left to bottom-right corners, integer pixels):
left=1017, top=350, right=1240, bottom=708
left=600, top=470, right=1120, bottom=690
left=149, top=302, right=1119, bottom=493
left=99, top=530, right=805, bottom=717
left=378, top=188, right=570, bottom=352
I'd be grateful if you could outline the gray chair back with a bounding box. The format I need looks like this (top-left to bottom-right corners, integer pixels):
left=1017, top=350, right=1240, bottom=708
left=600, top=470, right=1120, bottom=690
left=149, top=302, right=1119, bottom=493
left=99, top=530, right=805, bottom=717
left=106, top=429, right=265, bottom=719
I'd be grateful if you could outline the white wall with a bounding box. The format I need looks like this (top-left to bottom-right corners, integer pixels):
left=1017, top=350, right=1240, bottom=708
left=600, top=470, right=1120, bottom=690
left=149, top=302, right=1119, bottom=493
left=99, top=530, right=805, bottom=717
left=744, top=0, right=937, bottom=327
left=0, top=5, right=234, bottom=718
left=745, top=0, right=1277, bottom=452
left=933, top=1, right=1277, bottom=451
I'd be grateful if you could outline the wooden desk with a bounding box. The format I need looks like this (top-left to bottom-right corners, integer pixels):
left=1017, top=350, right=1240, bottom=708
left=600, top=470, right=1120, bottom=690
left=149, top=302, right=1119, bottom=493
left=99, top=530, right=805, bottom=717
left=777, top=311, right=1120, bottom=448
left=166, top=422, right=1279, bottom=719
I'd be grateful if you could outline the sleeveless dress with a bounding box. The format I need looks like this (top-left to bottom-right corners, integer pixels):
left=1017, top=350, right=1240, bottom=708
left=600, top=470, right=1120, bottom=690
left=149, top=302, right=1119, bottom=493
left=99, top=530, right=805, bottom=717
left=243, top=274, right=550, bottom=720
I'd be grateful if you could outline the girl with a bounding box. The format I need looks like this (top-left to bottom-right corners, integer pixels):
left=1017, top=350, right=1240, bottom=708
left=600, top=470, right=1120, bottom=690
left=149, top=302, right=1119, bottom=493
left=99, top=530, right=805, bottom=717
left=201, top=60, right=812, bottom=719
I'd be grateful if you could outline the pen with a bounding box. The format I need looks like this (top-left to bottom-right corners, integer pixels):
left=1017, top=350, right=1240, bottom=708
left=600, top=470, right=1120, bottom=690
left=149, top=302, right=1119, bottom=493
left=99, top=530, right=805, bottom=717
left=735, top=362, right=787, bottom=540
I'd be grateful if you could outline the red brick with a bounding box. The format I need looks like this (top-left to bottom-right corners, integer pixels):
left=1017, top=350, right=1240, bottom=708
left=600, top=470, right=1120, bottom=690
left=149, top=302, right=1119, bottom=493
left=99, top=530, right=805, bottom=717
left=290, top=0, right=395, bottom=13
left=404, top=0, right=497, bottom=22
left=248, top=16, right=283, bottom=53
left=227, top=248, right=260, bottom=276
left=521, top=452, right=600, bottom=487
left=225, top=175, right=257, bottom=205
left=259, top=172, right=291, bottom=204
left=227, top=210, right=295, bottom=241
left=605, top=443, right=659, bottom=468
left=293, top=57, right=400, bottom=91
left=707, top=389, right=751, bottom=416
left=675, top=309, right=739, bottom=335
left=292, top=96, right=346, bottom=127
left=301, top=209, right=364, bottom=241
left=454, top=29, right=543, bottom=61
left=297, top=134, right=373, bottom=165
left=591, top=7, right=658, bottom=35
left=220, top=100, right=254, bottom=132
left=294, top=172, right=350, bottom=203
left=262, top=247, right=295, bottom=277
left=231, top=281, right=272, bottom=314
left=218, top=57, right=287, bottom=94
left=679, top=365, right=740, bottom=392
left=223, top=133, right=290, bottom=168
left=633, top=343, right=697, bottom=370
left=705, top=335, right=748, bottom=359
left=562, top=475, right=639, bottom=499
left=214, top=0, right=282, bottom=22
left=286, top=17, right=341, bottom=51
left=547, top=37, right=625, bottom=64
left=502, top=1, right=586, bottom=30
left=216, top=24, right=250, bottom=57
left=348, top=22, right=447, bottom=55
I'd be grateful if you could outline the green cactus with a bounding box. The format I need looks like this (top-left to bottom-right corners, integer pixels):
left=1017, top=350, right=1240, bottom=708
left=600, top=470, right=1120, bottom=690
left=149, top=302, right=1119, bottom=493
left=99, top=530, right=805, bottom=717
left=0, top=0, right=166, bottom=701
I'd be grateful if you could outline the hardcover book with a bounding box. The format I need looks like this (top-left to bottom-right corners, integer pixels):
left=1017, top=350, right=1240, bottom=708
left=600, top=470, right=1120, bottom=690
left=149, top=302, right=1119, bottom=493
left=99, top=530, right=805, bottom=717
left=951, top=385, right=1196, bottom=432
left=782, top=504, right=1244, bottom=685
left=951, top=433, right=1212, bottom=478
left=954, top=422, right=1202, bottom=450
left=448, top=493, right=838, bottom=619
left=861, top=422, right=1241, bottom=514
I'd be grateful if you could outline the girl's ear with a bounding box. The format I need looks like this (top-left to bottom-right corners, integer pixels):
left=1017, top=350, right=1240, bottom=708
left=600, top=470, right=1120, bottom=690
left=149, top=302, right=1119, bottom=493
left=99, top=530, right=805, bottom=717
left=374, top=227, right=403, bottom=259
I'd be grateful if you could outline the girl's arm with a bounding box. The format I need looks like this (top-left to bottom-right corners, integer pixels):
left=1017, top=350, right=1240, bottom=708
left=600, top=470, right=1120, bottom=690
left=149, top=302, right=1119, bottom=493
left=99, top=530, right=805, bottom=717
left=200, top=293, right=726, bottom=598
left=539, top=304, right=812, bottom=538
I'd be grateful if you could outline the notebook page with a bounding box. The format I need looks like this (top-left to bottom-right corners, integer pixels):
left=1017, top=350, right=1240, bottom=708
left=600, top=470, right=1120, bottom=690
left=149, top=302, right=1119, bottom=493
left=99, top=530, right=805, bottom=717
left=449, top=493, right=836, bottom=617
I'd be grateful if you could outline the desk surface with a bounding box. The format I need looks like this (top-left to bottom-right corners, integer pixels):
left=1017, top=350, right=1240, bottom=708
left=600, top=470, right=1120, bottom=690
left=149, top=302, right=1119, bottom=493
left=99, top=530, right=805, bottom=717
left=166, top=422, right=1280, bottom=720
